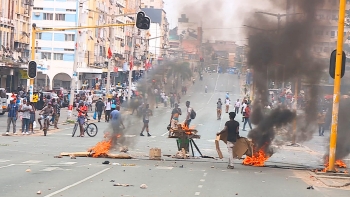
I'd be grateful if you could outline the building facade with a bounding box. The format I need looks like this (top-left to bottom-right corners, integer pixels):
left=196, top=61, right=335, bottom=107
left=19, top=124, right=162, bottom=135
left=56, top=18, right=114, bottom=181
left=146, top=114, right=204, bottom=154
left=141, top=0, right=164, bottom=9
left=0, top=0, right=32, bottom=91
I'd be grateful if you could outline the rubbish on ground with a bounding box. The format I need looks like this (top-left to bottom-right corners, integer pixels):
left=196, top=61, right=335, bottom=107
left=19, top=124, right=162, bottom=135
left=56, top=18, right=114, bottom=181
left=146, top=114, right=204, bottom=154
left=54, top=156, right=62, bottom=158
left=70, top=155, right=76, bottom=159
left=59, top=152, right=132, bottom=159
left=179, top=165, right=184, bottom=168
left=119, top=146, right=128, bottom=153
left=110, top=180, right=115, bottom=182
left=140, top=184, right=148, bottom=189
left=211, top=166, right=214, bottom=168
left=102, top=161, right=110, bottom=165
left=36, top=191, right=41, bottom=195
left=307, top=186, right=314, bottom=190
left=149, top=148, right=161, bottom=160
left=26, top=169, right=31, bottom=172
left=113, top=183, right=133, bottom=187
left=122, top=164, right=135, bottom=166
left=60, top=152, right=91, bottom=157
left=112, top=163, right=120, bottom=165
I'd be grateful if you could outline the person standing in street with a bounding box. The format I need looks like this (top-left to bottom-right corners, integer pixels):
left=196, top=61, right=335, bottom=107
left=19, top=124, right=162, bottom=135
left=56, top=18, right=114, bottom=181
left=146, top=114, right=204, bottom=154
left=318, top=110, right=326, bottom=136
left=185, top=101, right=193, bottom=127
left=140, top=104, right=152, bottom=137
left=217, top=98, right=223, bottom=120
left=20, top=99, right=32, bottom=135
left=205, top=85, right=208, bottom=93
left=5, top=98, right=18, bottom=135
left=95, top=98, right=105, bottom=122
left=105, top=98, right=112, bottom=122
left=29, top=102, right=36, bottom=134
left=170, top=103, right=182, bottom=123
left=241, top=100, right=247, bottom=122
left=217, top=112, right=240, bottom=169
left=243, top=103, right=252, bottom=131
left=77, top=101, right=87, bottom=137
left=53, top=97, right=61, bottom=129
left=170, top=94, right=175, bottom=108
left=234, top=99, right=241, bottom=114
left=87, top=92, right=93, bottom=111
left=225, top=97, right=230, bottom=113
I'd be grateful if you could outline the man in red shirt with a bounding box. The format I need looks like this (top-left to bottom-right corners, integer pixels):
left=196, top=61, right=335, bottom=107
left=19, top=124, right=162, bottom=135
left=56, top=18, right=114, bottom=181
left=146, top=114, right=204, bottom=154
left=77, top=101, right=87, bottom=137
left=242, top=103, right=252, bottom=131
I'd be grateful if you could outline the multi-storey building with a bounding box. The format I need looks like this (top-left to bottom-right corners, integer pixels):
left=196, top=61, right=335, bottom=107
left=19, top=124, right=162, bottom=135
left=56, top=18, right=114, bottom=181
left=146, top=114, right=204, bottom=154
left=0, top=0, right=32, bottom=91
left=141, top=0, right=164, bottom=9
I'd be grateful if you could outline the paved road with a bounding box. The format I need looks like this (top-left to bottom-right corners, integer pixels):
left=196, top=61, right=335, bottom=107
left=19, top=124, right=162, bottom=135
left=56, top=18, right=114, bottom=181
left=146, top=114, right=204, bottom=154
left=0, top=72, right=349, bottom=197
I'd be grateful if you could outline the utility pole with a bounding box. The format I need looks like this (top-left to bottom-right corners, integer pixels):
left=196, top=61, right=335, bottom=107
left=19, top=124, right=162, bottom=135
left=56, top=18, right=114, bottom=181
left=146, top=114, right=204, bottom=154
left=328, top=0, right=346, bottom=172
left=128, top=26, right=135, bottom=100
left=106, top=17, right=115, bottom=97
left=68, top=1, right=83, bottom=119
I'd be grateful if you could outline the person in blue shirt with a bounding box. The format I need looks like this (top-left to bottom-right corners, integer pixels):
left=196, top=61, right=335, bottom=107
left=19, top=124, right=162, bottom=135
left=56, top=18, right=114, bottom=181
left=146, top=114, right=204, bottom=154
left=6, top=98, right=18, bottom=135
left=110, top=106, right=125, bottom=147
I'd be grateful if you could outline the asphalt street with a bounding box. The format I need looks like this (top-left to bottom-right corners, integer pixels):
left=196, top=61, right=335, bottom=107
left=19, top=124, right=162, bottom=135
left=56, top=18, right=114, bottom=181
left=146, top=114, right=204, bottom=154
left=0, top=72, right=349, bottom=197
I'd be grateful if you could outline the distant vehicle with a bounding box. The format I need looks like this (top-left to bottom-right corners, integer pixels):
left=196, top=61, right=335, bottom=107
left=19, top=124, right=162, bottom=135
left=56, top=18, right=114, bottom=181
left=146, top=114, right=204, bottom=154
left=0, top=88, right=7, bottom=115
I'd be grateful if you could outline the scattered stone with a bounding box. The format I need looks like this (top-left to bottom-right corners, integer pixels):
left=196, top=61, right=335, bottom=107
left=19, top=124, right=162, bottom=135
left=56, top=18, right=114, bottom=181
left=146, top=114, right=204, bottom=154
left=26, top=169, right=31, bottom=172
left=110, top=180, right=115, bottom=182
left=70, top=155, right=76, bottom=159
left=211, top=166, right=214, bottom=168
left=102, top=161, right=110, bottom=165
left=140, top=184, right=147, bottom=189
left=119, top=146, right=128, bottom=153
left=54, top=156, right=62, bottom=158
left=235, top=193, right=238, bottom=195
left=113, top=183, right=133, bottom=187
left=307, top=186, right=314, bottom=190
left=179, top=165, right=184, bottom=168
left=36, top=191, right=41, bottom=195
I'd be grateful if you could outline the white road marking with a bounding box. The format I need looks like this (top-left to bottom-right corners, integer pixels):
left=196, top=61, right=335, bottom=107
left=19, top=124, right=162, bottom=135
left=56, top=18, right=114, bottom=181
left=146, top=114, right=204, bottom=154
left=198, top=185, right=203, bottom=188
left=59, top=162, right=77, bottom=165
left=0, top=164, right=15, bottom=169
left=44, top=168, right=110, bottom=197
left=22, top=160, right=42, bottom=164
left=207, top=140, right=215, bottom=142
left=161, top=131, right=169, bottom=137
left=124, top=135, right=136, bottom=138
left=203, top=173, right=207, bottom=177
left=156, top=166, right=173, bottom=170
left=149, top=136, right=156, bottom=138
left=200, top=179, right=205, bottom=182
left=206, top=73, right=220, bottom=104
left=195, top=192, right=200, bottom=195
left=0, top=159, right=10, bottom=163
left=41, top=167, right=59, bottom=172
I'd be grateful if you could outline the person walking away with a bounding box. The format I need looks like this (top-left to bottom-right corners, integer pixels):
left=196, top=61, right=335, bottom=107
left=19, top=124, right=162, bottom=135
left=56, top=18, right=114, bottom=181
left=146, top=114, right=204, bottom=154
left=111, top=97, right=117, bottom=111
left=170, top=94, right=175, bottom=108
left=87, top=92, right=93, bottom=111
left=29, top=102, right=36, bottom=134
left=216, top=112, right=240, bottom=169
left=217, top=98, right=223, bottom=120
left=20, top=99, right=31, bottom=135
left=95, top=98, right=105, bottom=122
left=225, top=98, right=230, bottom=113
left=164, top=94, right=168, bottom=107
left=140, top=104, right=152, bottom=137
left=110, top=106, right=126, bottom=147
left=243, top=103, right=252, bottom=131
left=234, top=99, right=241, bottom=114
left=205, top=85, right=208, bottom=93
left=54, top=97, right=61, bottom=129
left=105, top=98, right=112, bottom=122
left=241, top=100, right=247, bottom=122
left=77, top=101, right=87, bottom=137
left=5, top=98, right=18, bottom=135
left=185, top=101, right=194, bottom=127
left=318, top=110, right=326, bottom=136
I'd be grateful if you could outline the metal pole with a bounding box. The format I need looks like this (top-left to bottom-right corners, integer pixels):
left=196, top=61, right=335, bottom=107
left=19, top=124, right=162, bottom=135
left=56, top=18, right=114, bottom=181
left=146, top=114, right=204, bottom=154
left=68, top=1, right=83, bottom=119
left=328, top=0, right=346, bottom=172
left=128, top=27, right=135, bottom=100
left=30, top=26, right=36, bottom=102
left=106, top=18, right=114, bottom=97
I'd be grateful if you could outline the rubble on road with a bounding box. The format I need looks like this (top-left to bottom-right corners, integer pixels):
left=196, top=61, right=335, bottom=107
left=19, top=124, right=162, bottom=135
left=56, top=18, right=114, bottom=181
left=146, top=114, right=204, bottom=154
left=113, top=183, right=133, bottom=187
left=59, top=152, right=132, bottom=159
left=140, top=184, right=147, bottom=189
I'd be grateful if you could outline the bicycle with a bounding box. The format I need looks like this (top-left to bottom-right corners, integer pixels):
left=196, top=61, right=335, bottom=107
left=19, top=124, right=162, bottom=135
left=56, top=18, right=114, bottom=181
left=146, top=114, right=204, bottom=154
left=72, top=116, right=98, bottom=137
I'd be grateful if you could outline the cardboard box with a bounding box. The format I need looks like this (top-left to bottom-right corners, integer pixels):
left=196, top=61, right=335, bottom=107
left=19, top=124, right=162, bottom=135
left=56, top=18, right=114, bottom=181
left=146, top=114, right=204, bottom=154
left=149, top=148, right=161, bottom=160
left=215, top=132, right=253, bottom=159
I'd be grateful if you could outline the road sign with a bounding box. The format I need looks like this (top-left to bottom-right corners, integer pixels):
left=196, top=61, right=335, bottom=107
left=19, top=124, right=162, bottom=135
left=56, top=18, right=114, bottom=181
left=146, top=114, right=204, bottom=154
left=32, top=93, right=39, bottom=103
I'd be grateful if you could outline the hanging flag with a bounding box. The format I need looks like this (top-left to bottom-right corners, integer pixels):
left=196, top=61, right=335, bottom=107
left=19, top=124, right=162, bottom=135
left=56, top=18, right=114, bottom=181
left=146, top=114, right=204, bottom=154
left=107, top=47, right=112, bottom=59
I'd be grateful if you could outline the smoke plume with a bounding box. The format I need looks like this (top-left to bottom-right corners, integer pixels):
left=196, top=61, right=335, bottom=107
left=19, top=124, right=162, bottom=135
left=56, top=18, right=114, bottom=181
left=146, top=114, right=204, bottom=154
left=246, top=0, right=325, bottom=152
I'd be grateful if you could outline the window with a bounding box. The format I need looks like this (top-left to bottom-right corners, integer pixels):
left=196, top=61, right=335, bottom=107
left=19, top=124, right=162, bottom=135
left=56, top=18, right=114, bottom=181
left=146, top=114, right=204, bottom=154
left=53, top=53, right=63, bottom=60
left=43, top=13, right=53, bottom=20
left=65, top=34, right=75, bottom=41
left=41, top=52, right=51, bottom=60
left=36, top=33, right=42, bottom=39
left=55, top=14, right=65, bottom=21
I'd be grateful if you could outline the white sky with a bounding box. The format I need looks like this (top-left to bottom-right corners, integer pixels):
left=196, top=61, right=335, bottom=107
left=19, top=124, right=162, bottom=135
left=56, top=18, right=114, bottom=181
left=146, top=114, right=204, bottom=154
left=164, top=0, right=284, bottom=45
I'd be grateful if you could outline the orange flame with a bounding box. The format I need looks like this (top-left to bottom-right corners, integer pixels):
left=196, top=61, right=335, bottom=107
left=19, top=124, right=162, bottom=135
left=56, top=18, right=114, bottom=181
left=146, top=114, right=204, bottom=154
left=243, top=148, right=269, bottom=167
left=322, top=159, right=347, bottom=172
left=88, top=140, right=112, bottom=158
left=181, top=124, right=195, bottom=135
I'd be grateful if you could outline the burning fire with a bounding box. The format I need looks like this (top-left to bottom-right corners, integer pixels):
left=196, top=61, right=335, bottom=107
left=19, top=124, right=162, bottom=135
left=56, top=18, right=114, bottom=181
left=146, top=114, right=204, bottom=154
left=243, top=148, right=269, bottom=167
left=88, top=140, right=112, bottom=158
left=322, top=159, right=347, bottom=172
left=181, top=124, right=195, bottom=135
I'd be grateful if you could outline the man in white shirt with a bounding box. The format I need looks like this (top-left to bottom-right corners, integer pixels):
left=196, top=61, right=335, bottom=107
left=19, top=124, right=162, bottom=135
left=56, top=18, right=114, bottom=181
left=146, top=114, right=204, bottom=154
left=185, top=101, right=193, bottom=127
left=225, top=98, right=230, bottom=113
left=234, top=99, right=241, bottom=114
left=241, top=100, right=247, bottom=122
left=104, top=98, right=112, bottom=122
left=87, top=92, right=93, bottom=111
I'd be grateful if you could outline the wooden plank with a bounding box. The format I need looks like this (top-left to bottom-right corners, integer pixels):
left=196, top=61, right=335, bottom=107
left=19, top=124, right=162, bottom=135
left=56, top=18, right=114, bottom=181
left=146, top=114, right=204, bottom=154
left=107, top=153, right=132, bottom=159
left=60, top=152, right=91, bottom=157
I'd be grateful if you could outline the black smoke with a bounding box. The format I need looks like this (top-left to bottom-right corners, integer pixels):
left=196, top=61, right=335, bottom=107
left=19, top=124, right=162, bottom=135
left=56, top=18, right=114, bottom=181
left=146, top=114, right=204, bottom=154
left=245, top=0, right=325, bottom=152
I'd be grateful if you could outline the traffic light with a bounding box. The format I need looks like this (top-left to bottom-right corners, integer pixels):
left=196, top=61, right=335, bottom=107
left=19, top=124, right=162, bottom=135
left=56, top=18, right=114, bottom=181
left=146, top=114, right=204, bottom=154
left=136, top=11, right=151, bottom=30
left=28, top=61, right=37, bottom=78
left=329, top=50, right=346, bottom=79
